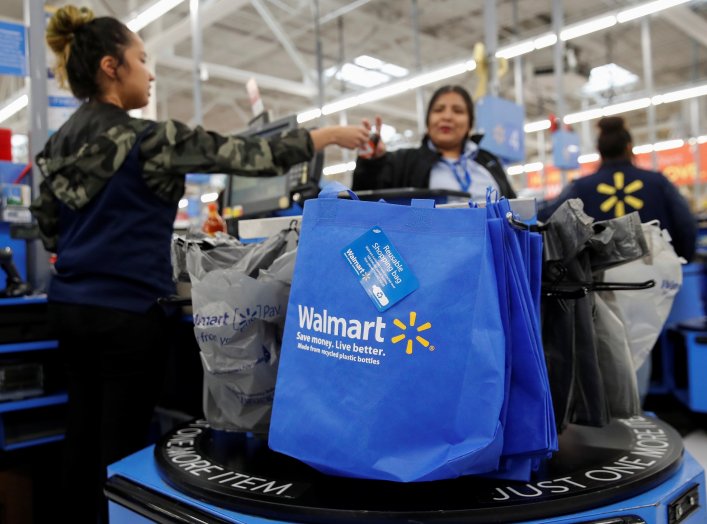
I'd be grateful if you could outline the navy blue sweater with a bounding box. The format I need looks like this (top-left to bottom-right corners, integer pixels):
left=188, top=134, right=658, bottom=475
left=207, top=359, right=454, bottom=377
left=49, top=128, right=178, bottom=312
left=538, top=160, right=697, bottom=261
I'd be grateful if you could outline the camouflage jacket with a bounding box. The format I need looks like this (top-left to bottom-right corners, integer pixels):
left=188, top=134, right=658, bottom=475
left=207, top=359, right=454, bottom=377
left=30, top=101, right=314, bottom=251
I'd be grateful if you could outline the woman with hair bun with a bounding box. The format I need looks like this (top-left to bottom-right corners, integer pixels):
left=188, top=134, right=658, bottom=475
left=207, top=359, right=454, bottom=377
left=538, top=116, right=696, bottom=261
left=32, top=5, right=369, bottom=521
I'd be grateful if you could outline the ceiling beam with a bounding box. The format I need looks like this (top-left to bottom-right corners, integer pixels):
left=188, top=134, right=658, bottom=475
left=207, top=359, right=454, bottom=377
left=158, top=54, right=317, bottom=97
left=250, top=0, right=315, bottom=85
left=144, top=0, right=249, bottom=55
left=660, top=5, right=707, bottom=49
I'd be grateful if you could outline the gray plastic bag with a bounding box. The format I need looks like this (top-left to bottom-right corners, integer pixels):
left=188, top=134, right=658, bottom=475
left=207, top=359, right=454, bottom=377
left=190, top=230, right=297, bottom=433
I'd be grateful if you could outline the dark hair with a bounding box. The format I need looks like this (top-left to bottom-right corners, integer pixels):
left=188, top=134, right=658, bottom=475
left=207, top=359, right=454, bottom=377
left=46, top=5, right=133, bottom=100
left=597, top=116, right=633, bottom=160
left=425, top=85, right=475, bottom=132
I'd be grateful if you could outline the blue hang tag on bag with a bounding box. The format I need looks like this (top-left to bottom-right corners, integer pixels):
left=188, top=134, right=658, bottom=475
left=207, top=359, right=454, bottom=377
left=341, top=226, right=419, bottom=311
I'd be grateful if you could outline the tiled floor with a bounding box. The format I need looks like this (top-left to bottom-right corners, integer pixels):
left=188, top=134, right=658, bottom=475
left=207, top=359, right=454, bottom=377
left=684, top=430, right=707, bottom=469
left=645, top=394, right=707, bottom=469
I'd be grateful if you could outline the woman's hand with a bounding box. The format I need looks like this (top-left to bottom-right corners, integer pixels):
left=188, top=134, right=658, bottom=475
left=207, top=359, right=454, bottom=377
left=360, top=116, right=386, bottom=158
left=310, top=125, right=369, bottom=151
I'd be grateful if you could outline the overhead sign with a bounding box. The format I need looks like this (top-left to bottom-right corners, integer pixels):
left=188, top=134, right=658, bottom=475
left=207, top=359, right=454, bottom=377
left=552, top=129, right=581, bottom=170
left=476, top=95, right=525, bottom=163
left=0, top=20, right=27, bottom=77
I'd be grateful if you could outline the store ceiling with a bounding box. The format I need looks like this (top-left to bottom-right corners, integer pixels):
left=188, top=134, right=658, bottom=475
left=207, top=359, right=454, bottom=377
left=1, top=0, right=707, bottom=164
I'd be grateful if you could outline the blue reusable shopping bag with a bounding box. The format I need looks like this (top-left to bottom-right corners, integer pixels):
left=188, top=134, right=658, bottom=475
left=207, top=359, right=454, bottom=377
left=484, top=197, right=557, bottom=479
left=269, top=184, right=507, bottom=482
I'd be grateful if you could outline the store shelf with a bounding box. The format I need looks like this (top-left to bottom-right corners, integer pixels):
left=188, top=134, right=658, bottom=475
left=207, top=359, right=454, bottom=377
left=3, top=433, right=64, bottom=451
left=0, top=392, right=67, bottom=414
left=0, top=296, right=48, bottom=307
left=0, top=340, right=58, bottom=354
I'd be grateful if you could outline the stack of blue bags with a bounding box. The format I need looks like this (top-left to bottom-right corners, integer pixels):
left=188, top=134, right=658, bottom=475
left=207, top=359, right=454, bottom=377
left=268, top=183, right=557, bottom=482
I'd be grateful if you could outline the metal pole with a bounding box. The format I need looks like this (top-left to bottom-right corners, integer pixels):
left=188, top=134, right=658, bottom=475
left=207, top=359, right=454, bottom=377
left=691, top=97, right=701, bottom=208
left=337, top=17, right=350, bottom=165
left=483, top=0, right=498, bottom=97
left=552, top=0, right=566, bottom=186
left=411, top=0, right=425, bottom=135
left=190, top=0, right=203, bottom=126
left=313, top=0, right=325, bottom=114
left=512, top=0, right=525, bottom=190
left=538, top=130, right=547, bottom=200
left=23, top=0, right=49, bottom=290
left=512, top=0, right=523, bottom=107
left=690, top=41, right=701, bottom=208
left=641, top=17, right=657, bottom=170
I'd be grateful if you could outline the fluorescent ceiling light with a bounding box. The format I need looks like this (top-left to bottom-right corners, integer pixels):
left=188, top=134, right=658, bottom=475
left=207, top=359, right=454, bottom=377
left=407, top=62, right=471, bottom=89
left=699, top=135, right=707, bottom=144
left=322, top=97, right=361, bottom=116
left=337, top=63, right=390, bottom=88
left=297, top=108, right=321, bottom=123
left=565, top=82, right=707, bottom=124
left=354, top=55, right=384, bottom=69
left=506, top=165, right=524, bottom=176
left=301, top=59, right=473, bottom=122
left=603, top=97, right=652, bottom=115
left=560, top=15, right=617, bottom=41
left=492, top=0, right=693, bottom=63
left=653, top=139, right=684, bottom=151
left=331, top=55, right=410, bottom=89
left=323, top=161, right=356, bottom=176
left=178, top=198, right=189, bottom=209
left=578, top=153, right=600, bottom=163
left=496, top=41, right=536, bottom=60
left=524, top=162, right=544, bottom=173
left=533, top=33, right=558, bottom=50
left=583, top=63, right=639, bottom=94
left=524, top=120, right=551, bottom=133
left=564, top=108, right=604, bottom=125
left=381, top=63, right=409, bottom=78
left=356, top=81, right=410, bottom=105
left=0, top=94, right=28, bottom=124
left=617, top=0, right=691, bottom=23
left=126, top=0, right=185, bottom=32
left=632, top=144, right=655, bottom=154
left=653, top=84, right=707, bottom=105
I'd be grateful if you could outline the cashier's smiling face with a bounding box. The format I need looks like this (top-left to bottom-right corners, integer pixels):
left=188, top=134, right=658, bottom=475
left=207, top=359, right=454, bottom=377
left=426, top=92, right=471, bottom=155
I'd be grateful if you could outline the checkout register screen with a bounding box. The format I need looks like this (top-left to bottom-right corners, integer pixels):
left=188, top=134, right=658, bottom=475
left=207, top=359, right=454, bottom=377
left=225, top=115, right=321, bottom=218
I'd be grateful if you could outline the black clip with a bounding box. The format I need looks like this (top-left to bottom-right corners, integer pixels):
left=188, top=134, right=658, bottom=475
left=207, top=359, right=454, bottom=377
left=591, top=279, right=655, bottom=292
left=542, top=279, right=655, bottom=299
left=505, top=212, right=548, bottom=232
left=288, top=219, right=300, bottom=234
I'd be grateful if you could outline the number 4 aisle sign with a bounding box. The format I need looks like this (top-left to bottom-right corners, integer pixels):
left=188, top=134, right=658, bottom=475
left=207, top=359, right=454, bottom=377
left=0, top=21, right=27, bottom=77
left=476, top=96, right=525, bottom=163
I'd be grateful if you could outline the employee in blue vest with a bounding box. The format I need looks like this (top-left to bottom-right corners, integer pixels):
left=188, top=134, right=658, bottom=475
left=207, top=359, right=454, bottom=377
left=538, top=116, right=696, bottom=261
left=352, top=85, right=516, bottom=201
left=31, top=5, right=368, bottom=523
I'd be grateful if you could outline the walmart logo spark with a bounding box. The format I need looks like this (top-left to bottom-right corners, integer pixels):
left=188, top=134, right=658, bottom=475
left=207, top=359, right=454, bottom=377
left=597, top=171, right=644, bottom=217
left=237, top=308, right=259, bottom=331
left=391, top=311, right=433, bottom=355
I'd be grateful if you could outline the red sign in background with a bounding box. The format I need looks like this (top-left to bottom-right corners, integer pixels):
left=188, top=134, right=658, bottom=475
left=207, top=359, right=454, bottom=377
left=527, top=142, right=707, bottom=205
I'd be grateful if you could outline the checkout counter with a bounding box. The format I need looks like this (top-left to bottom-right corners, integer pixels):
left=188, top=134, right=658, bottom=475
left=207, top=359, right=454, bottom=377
left=107, top=191, right=707, bottom=523
left=106, top=415, right=705, bottom=523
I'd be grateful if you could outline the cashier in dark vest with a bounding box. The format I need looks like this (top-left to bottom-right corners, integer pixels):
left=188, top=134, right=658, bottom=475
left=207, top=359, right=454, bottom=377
left=539, top=116, right=696, bottom=261
left=352, top=85, right=516, bottom=202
